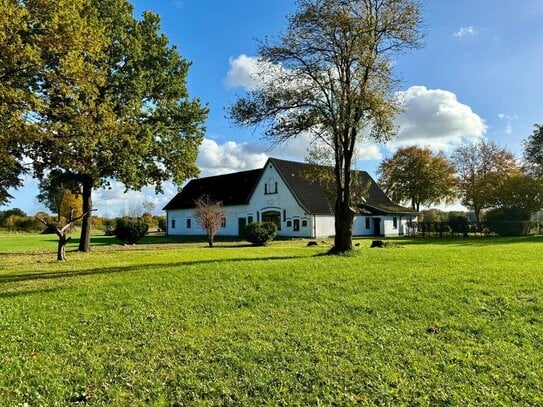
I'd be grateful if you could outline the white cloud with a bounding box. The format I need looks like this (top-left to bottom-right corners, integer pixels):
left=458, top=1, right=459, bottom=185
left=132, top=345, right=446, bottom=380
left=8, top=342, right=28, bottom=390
left=454, top=26, right=477, bottom=38
left=498, top=113, right=518, bottom=135
left=224, top=54, right=284, bottom=91
left=172, top=0, right=184, bottom=10
left=197, top=138, right=269, bottom=176
left=390, top=86, right=486, bottom=151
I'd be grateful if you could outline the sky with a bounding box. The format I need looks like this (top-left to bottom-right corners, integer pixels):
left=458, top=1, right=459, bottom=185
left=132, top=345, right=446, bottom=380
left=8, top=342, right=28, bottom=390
left=3, top=0, right=543, bottom=217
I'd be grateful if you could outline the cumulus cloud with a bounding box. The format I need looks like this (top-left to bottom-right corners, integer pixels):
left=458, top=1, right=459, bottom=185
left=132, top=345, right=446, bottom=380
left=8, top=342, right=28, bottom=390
left=224, top=54, right=285, bottom=91
left=390, top=86, right=486, bottom=151
left=197, top=138, right=269, bottom=176
left=454, top=26, right=477, bottom=38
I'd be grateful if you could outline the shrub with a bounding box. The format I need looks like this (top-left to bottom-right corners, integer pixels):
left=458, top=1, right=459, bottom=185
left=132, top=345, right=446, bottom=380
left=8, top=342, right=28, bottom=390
left=157, top=216, right=167, bottom=232
left=484, top=209, right=538, bottom=236
left=103, top=219, right=116, bottom=236
left=448, top=214, right=469, bottom=237
left=115, top=218, right=149, bottom=244
left=244, top=222, right=277, bottom=246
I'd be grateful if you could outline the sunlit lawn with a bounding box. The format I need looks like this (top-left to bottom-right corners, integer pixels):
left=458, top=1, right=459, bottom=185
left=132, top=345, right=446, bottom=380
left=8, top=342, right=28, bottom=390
left=0, top=233, right=542, bottom=405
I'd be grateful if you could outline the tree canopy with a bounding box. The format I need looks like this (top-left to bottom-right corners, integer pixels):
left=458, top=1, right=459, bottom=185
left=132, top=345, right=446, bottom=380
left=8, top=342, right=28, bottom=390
left=230, top=0, right=422, bottom=253
left=2, top=0, right=208, bottom=251
left=378, top=146, right=457, bottom=211
left=524, top=124, right=543, bottom=178
left=451, top=140, right=519, bottom=224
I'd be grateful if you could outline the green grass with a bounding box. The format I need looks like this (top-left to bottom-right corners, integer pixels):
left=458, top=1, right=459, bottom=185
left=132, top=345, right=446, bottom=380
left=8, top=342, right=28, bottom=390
left=1, top=234, right=542, bottom=405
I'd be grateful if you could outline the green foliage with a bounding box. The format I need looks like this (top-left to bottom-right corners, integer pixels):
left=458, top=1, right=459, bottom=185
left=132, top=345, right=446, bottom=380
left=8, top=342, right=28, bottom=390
left=1, top=236, right=543, bottom=404
left=244, top=221, right=277, bottom=246
left=157, top=216, right=167, bottom=232
left=524, top=124, right=543, bottom=178
left=379, top=146, right=457, bottom=211
left=448, top=214, right=470, bottom=237
left=114, top=218, right=149, bottom=244
left=451, top=140, right=519, bottom=223
left=484, top=209, right=538, bottom=236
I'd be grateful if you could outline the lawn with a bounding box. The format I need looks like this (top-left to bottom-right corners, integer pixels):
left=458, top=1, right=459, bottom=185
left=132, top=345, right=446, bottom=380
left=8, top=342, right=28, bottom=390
left=0, top=234, right=542, bottom=405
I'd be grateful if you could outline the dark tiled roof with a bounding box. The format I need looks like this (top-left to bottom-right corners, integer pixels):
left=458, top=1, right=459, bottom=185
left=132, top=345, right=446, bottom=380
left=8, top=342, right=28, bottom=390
left=163, top=168, right=261, bottom=210
left=269, top=158, right=416, bottom=215
left=164, top=158, right=417, bottom=215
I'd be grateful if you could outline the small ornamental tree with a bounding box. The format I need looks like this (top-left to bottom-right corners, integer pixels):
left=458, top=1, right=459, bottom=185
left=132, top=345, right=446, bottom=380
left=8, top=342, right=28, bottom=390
left=194, top=195, right=225, bottom=247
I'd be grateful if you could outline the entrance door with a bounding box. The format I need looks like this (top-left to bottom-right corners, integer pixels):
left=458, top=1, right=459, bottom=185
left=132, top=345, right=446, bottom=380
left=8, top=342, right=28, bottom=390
left=373, top=218, right=382, bottom=236
left=261, top=211, right=281, bottom=231
left=238, top=217, right=247, bottom=236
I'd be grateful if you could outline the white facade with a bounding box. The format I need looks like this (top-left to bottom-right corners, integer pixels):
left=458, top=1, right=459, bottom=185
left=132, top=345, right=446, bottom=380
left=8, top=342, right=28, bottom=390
left=166, top=161, right=415, bottom=238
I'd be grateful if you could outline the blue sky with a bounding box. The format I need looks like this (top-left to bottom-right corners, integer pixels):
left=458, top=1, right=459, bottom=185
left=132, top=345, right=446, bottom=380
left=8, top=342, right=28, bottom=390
left=4, top=0, right=543, bottom=216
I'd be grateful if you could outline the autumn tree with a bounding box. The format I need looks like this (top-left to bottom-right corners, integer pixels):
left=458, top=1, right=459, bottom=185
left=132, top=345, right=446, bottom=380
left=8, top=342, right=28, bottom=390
left=378, top=146, right=457, bottom=211
left=451, top=140, right=519, bottom=224
left=524, top=124, right=543, bottom=178
left=20, top=0, right=207, bottom=252
left=491, top=174, right=543, bottom=219
left=37, top=209, right=89, bottom=261
left=37, top=170, right=82, bottom=221
left=194, top=195, right=226, bottom=247
left=230, top=0, right=422, bottom=253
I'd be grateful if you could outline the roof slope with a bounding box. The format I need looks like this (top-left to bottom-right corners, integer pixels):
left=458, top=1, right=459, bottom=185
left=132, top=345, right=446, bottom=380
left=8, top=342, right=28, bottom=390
left=163, top=157, right=417, bottom=215
left=269, top=158, right=416, bottom=215
left=163, top=168, right=261, bottom=210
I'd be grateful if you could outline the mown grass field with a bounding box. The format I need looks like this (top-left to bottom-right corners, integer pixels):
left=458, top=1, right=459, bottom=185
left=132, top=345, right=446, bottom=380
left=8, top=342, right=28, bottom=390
left=1, top=233, right=542, bottom=405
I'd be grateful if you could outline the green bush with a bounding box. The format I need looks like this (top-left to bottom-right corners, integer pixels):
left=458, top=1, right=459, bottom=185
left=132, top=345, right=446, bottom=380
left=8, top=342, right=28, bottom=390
left=244, top=222, right=277, bottom=246
left=448, top=214, right=469, bottom=237
left=157, top=216, right=167, bottom=232
left=484, top=209, right=538, bottom=236
left=115, top=218, right=149, bottom=244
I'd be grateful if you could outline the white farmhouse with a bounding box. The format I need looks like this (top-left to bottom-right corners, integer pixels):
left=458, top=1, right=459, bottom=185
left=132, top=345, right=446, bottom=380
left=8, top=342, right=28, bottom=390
left=164, top=158, right=418, bottom=238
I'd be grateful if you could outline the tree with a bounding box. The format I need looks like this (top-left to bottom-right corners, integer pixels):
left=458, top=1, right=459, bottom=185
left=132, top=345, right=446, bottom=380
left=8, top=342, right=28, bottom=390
left=36, top=210, right=90, bottom=261
left=378, top=146, right=457, bottom=211
left=194, top=195, right=226, bottom=247
left=491, top=174, right=543, bottom=219
left=524, top=124, right=543, bottom=178
left=230, top=0, right=422, bottom=253
left=22, top=0, right=207, bottom=252
left=451, top=140, right=519, bottom=224
left=37, top=170, right=82, bottom=221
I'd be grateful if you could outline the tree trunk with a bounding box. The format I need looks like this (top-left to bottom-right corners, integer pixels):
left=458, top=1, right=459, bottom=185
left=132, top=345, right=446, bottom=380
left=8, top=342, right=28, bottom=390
left=78, top=178, right=93, bottom=252
left=208, top=233, right=213, bottom=247
left=331, top=204, right=355, bottom=253
left=57, top=235, right=69, bottom=261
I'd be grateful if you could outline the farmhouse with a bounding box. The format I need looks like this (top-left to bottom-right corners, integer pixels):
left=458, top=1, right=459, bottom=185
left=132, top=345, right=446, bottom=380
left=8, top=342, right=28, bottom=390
left=164, top=158, right=418, bottom=238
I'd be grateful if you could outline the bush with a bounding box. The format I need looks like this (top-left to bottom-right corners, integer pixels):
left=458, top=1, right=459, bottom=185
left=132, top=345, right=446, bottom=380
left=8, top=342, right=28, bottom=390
left=448, top=214, right=469, bottom=237
left=484, top=209, right=538, bottom=236
left=115, top=218, right=149, bottom=244
left=157, top=216, right=167, bottom=232
left=244, top=222, right=277, bottom=246
left=103, top=219, right=116, bottom=236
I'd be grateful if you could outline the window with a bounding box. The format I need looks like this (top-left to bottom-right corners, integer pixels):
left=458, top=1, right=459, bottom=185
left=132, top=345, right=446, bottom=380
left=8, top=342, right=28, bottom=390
left=221, top=217, right=226, bottom=228
left=186, top=218, right=191, bottom=229
left=302, top=220, right=308, bottom=227
left=393, top=217, right=398, bottom=229
left=286, top=220, right=292, bottom=227
left=264, top=179, right=278, bottom=194
left=293, top=219, right=300, bottom=231
left=171, top=219, right=176, bottom=229
left=283, top=210, right=286, bottom=221
left=247, top=216, right=254, bottom=224
left=365, top=217, right=370, bottom=229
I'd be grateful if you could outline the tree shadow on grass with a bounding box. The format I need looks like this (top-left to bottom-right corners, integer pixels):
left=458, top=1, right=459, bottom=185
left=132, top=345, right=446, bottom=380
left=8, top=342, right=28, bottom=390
left=0, top=254, right=310, bottom=291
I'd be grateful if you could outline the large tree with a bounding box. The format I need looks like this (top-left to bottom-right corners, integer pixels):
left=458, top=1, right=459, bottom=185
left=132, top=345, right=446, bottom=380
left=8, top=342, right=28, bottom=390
left=451, top=140, right=519, bottom=224
left=230, top=0, right=422, bottom=253
left=25, top=0, right=208, bottom=251
left=524, top=124, right=543, bottom=178
left=378, top=146, right=457, bottom=211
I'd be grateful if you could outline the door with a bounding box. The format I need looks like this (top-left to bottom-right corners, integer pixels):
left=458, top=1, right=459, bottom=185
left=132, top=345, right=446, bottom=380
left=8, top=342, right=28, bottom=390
left=261, top=211, right=281, bottom=231
left=238, top=217, right=247, bottom=236
left=373, top=218, right=382, bottom=236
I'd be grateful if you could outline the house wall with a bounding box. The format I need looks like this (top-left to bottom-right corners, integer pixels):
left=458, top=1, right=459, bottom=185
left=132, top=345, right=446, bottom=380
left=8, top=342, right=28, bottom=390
left=248, top=162, right=316, bottom=237
left=167, top=205, right=248, bottom=236
left=314, top=215, right=335, bottom=237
